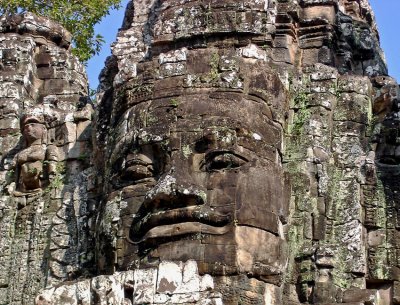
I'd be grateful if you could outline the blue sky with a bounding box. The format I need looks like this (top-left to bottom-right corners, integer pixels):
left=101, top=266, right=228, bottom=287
left=86, top=0, right=400, bottom=89
left=86, top=0, right=129, bottom=89
left=369, top=0, right=400, bottom=81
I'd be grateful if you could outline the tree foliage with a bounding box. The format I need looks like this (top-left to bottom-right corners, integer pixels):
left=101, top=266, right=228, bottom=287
left=0, top=0, right=122, bottom=62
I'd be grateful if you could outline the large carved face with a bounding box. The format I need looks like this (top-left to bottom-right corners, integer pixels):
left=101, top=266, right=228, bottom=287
left=101, top=82, right=289, bottom=281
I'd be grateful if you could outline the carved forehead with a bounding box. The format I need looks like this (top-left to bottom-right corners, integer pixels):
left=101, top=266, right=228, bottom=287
left=129, top=93, right=281, bottom=139
left=111, top=47, right=288, bottom=125
left=20, top=116, right=45, bottom=128
left=110, top=93, right=283, bottom=157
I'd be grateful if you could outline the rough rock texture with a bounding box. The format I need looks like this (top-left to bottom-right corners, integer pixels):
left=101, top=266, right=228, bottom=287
left=92, top=0, right=397, bottom=304
left=37, top=260, right=223, bottom=305
left=2, top=0, right=400, bottom=304
left=0, top=12, right=93, bottom=305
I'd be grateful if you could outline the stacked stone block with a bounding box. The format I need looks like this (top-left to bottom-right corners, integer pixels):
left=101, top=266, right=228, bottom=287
left=0, top=13, right=92, bottom=304
left=1, top=0, right=400, bottom=304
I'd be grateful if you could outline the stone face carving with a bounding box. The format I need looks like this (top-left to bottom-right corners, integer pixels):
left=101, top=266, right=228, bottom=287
left=0, top=12, right=92, bottom=305
left=2, top=1, right=400, bottom=305
left=89, top=0, right=396, bottom=304
left=16, top=116, right=47, bottom=192
left=95, top=3, right=291, bottom=288
left=99, top=85, right=288, bottom=282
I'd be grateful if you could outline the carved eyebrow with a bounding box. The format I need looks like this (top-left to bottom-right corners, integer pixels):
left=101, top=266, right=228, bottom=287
left=205, top=150, right=248, bottom=162
left=110, top=133, right=167, bottom=167
left=193, top=127, right=246, bottom=153
left=109, top=131, right=135, bottom=164
left=200, top=150, right=248, bottom=171
left=126, top=154, right=153, bottom=166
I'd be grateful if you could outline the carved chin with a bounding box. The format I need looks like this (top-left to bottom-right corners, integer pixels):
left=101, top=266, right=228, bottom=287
left=235, top=226, right=286, bottom=282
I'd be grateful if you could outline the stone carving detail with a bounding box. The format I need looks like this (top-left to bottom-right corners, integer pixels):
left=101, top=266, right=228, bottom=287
left=96, top=52, right=288, bottom=285
left=0, top=12, right=92, bottom=304
left=14, top=115, right=57, bottom=193
left=88, top=0, right=399, bottom=304
left=1, top=1, right=400, bottom=305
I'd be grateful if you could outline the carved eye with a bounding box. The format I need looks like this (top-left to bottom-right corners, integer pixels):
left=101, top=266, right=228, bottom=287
left=122, top=152, right=154, bottom=180
left=202, top=151, right=247, bottom=171
left=111, top=154, right=155, bottom=189
left=122, top=159, right=154, bottom=181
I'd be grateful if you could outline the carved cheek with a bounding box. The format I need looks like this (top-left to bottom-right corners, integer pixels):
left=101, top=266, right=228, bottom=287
left=235, top=166, right=285, bottom=235
left=24, top=124, right=44, bottom=140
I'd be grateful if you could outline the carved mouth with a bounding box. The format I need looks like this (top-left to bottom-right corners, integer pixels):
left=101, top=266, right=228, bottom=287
left=129, top=205, right=232, bottom=243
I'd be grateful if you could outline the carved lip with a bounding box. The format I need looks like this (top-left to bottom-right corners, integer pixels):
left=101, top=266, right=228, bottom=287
left=129, top=206, right=232, bottom=243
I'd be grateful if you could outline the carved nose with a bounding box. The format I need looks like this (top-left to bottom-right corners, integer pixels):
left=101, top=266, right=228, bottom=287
left=143, top=170, right=206, bottom=212
left=130, top=170, right=211, bottom=243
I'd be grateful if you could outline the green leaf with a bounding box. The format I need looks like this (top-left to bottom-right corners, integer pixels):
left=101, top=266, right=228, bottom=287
left=0, top=0, right=122, bottom=62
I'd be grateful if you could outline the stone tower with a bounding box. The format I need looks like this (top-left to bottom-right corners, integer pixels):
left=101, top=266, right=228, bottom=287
left=0, top=13, right=93, bottom=304
left=2, top=1, right=400, bottom=304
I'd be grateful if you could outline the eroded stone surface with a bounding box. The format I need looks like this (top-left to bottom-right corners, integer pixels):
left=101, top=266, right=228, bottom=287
left=90, top=0, right=399, bottom=304
left=1, top=0, right=400, bottom=304
left=36, top=261, right=223, bottom=305
left=0, top=12, right=92, bottom=305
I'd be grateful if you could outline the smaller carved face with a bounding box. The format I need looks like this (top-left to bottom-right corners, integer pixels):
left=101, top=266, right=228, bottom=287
left=0, top=49, right=17, bottom=71
left=22, top=122, right=45, bottom=145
